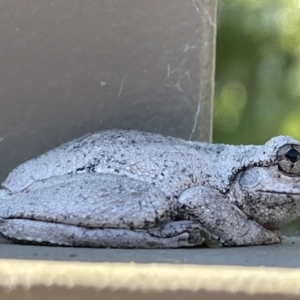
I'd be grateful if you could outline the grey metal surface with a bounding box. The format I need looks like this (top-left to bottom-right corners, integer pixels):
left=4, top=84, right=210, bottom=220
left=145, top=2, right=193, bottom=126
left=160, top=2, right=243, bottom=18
left=0, top=235, right=299, bottom=268
left=0, top=0, right=216, bottom=183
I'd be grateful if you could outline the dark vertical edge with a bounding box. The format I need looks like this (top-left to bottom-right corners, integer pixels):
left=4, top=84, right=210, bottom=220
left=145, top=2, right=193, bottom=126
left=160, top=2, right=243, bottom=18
left=195, top=0, right=217, bottom=142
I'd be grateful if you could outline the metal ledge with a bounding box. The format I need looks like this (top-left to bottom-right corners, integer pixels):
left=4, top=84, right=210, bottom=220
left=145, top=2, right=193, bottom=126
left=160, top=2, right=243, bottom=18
left=0, top=236, right=300, bottom=299
left=1, top=235, right=300, bottom=267
left=0, top=260, right=299, bottom=300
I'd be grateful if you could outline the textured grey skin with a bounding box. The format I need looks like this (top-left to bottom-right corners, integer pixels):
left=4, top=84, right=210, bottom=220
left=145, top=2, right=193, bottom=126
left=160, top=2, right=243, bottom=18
left=0, top=129, right=300, bottom=248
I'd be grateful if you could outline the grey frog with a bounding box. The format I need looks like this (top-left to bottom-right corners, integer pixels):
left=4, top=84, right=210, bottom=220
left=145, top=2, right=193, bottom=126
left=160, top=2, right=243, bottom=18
left=0, top=129, right=300, bottom=248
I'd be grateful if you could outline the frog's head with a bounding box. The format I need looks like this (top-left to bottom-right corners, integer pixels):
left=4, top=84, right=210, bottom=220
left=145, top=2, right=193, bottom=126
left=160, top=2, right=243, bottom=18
left=229, top=136, right=300, bottom=228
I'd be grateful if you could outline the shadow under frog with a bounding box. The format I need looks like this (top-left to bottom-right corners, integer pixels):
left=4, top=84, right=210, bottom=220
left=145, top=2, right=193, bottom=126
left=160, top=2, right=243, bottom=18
left=0, top=130, right=300, bottom=248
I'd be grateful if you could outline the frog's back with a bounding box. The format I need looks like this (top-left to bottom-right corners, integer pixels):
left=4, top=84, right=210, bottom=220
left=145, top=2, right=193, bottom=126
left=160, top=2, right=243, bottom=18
left=2, top=130, right=209, bottom=194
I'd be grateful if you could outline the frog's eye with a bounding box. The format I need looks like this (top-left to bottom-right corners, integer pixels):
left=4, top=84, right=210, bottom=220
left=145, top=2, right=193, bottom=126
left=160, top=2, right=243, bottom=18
left=277, top=144, right=300, bottom=176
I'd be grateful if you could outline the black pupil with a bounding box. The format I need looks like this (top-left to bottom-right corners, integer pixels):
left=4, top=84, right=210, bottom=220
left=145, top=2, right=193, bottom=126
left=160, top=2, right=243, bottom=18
left=285, top=148, right=300, bottom=163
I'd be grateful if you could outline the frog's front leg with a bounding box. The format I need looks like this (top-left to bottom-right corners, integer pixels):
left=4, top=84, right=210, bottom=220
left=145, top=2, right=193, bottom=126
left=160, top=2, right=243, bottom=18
left=177, top=187, right=281, bottom=246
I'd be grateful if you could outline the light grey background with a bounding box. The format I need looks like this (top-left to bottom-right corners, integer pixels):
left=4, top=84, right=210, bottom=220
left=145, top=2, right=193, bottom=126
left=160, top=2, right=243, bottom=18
left=0, top=0, right=216, bottom=183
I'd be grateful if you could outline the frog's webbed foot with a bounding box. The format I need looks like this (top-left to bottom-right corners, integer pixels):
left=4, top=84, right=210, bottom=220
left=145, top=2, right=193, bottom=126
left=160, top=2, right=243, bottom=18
left=147, top=220, right=207, bottom=246
left=146, top=220, right=222, bottom=248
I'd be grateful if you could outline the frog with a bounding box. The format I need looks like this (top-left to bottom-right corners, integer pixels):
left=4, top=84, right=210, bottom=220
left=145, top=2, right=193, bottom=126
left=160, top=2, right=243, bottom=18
left=0, top=129, right=300, bottom=248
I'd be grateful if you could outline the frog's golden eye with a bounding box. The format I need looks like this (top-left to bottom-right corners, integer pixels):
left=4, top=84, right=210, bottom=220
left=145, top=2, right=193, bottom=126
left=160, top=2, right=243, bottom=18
left=277, top=144, right=300, bottom=176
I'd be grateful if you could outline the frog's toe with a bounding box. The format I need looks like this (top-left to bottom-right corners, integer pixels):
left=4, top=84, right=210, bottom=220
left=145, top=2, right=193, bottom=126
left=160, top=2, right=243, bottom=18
left=147, top=220, right=208, bottom=247
left=187, top=229, right=205, bottom=245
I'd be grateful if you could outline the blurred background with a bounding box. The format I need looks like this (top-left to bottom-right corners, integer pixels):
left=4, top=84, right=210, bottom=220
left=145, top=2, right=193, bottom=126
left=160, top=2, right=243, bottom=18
left=214, top=0, right=300, bottom=234
left=214, top=0, right=300, bottom=145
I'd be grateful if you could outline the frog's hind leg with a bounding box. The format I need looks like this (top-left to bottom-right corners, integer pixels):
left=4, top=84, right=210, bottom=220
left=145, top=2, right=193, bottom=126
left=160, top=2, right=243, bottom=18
left=0, top=173, right=207, bottom=248
left=0, top=219, right=206, bottom=248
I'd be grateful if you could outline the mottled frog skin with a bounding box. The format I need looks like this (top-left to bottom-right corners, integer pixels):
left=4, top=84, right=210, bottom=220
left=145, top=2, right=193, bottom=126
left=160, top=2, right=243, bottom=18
left=0, top=130, right=300, bottom=248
